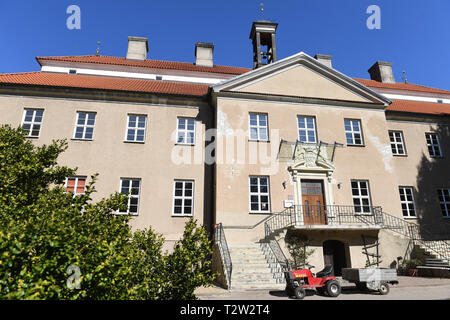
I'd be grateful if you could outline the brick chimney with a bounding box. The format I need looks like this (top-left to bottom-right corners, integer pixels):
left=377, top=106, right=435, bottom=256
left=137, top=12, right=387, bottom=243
left=126, top=36, right=148, bottom=60
left=368, top=61, right=395, bottom=83
left=314, top=54, right=333, bottom=68
left=195, top=42, right=214, bottom=67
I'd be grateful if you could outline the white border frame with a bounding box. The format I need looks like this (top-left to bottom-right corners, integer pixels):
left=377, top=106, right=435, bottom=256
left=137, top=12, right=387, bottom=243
left=297, top=115, right=317, bottom=144
left=176, top=117, right=196, bottom=145
left=21, top=108, right=44, bottom=138
left=399, top=186, right=417, bottom=218
left=118, top=178, right=141, bottom=215
left=389, top=130, right=407, bottom=156
left=124, top=114, right=147, bottom=143
left=73, top=111, right=97, bottom=140
left=249, top=113, right=269, bottom=142
left=438, top=188, right=450, bottom=218
left=172, top=179, right=195, bottom=217
left=425, top=132, right=442, bottom=158
left=64, top=176, right=87, bottom=196
left=249, top=176, right=271, bottom=213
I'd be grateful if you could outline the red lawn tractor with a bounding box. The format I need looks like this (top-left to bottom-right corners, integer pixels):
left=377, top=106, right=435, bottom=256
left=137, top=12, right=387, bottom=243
left=284, top=264, right=341, bottom=299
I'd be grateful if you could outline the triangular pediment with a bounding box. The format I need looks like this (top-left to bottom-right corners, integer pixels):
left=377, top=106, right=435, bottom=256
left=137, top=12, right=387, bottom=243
left=212, top=52, right=391, bottom=106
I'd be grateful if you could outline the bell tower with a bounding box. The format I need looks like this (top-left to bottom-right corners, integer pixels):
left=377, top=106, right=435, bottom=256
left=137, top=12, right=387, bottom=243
left=249, top=20, right=278, bottom=69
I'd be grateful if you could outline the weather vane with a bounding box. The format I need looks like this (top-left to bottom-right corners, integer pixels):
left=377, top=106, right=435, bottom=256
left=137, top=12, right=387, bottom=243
left=96, top=41, right=101, bottom=56
left=401, top=70, right=408, bottom=84
left=260, top=2, right=264, bottom=15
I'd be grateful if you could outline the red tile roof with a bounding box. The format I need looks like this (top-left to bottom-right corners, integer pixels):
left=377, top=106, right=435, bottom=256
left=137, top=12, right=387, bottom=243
left=0, top=70, right=449, bottom=116
left=0, top=72, right=210, bottom=97
left=387, top=99, right=450, bottom=116
left=355, top=78, right=450, bottom=95
left=35, top=55, right=450, bottom=95
left=36, top=55, right=252, bottom=76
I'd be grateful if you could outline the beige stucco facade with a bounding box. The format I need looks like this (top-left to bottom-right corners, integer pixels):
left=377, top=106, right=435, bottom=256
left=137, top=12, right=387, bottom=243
left=214, top=97, right=404, bottom=224
left=211, top=55, right=450, bottom=273
left=0, top=92, right=212, bottom=247
left=0, top=49, right=448, bottom=279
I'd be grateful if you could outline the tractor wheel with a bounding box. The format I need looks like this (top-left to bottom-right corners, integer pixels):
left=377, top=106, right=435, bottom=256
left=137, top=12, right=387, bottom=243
left=294, top=287, right=306, bottom=299
left=378, top=282, right=390, bottom=295
left=326, top=280, right=341, bottom=297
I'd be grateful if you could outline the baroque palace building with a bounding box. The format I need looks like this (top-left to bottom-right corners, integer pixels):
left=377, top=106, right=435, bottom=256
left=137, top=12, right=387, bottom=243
left=1, top=20, right=449, bottom=289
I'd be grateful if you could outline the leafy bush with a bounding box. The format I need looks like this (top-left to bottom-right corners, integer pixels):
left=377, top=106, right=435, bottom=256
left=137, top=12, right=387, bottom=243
left=285, top=233, right=315, bottom=269
left=0, top=125, right=215, bottom=299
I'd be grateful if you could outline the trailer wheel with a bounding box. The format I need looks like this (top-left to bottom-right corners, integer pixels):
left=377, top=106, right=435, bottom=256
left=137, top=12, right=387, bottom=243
left=294, top=287, right=306, bottom=299
left=326, top=280, right=341, bottom=297
left=378, top=282, right=390, bottom=295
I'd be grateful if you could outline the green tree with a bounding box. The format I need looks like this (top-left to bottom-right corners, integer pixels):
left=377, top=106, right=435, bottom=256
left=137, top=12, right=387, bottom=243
left=127, top=227, right=167, bottom=299
left=160, top=218, right=216, bottom=300
left=0, top=125, right=132, bottom=299
left=285, top=233, right=315, bottom=269
left=0, top=125, right=216, bottom=299
left=128, top=219, right=216, bottom=300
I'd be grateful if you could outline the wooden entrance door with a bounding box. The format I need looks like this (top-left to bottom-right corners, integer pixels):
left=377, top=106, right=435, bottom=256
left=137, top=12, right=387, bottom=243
left=301, top=180, right=326, bottom=225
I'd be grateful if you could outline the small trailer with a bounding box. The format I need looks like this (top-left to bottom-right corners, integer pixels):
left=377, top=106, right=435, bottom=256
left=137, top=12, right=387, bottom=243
left=341, top=268, right=399, bottom=295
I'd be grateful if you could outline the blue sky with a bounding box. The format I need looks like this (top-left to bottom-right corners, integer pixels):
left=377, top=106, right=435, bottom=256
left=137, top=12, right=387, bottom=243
left=1, top=0, right=449, bottom=90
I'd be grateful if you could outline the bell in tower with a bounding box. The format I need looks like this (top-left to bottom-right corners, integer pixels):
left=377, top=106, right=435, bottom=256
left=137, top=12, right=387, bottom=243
left=249, top=20, right=278, bottom=69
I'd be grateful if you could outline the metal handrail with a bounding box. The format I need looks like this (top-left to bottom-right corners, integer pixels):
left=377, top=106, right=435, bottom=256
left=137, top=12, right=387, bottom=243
left=291, top=205, right=384, bottom=227
left=380, top=211, right=450, bottom=262
left=264, top=222, right=291, bottom=272
left=263, top=208, right=295, bottom=272
left=214, top=223, right=232, bottom=288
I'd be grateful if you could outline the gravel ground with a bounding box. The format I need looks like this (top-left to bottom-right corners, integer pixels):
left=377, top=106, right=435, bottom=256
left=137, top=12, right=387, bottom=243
left=195, top=276, right=450, bottom=300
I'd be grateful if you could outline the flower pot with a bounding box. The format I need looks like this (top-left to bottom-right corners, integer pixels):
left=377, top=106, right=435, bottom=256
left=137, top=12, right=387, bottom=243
left=408, top=268, right=418, bottom=277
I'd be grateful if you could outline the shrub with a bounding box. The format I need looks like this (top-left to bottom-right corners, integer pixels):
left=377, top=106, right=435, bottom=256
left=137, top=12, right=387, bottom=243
left=285, top=233, right=315, bottom=269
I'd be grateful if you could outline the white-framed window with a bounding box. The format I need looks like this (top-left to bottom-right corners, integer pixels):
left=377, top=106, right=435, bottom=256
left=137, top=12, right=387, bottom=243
left=177, top=118, right=195, bottom=145
left=172, top=180, right=194, bottom=216
left=437, top=189, right=450, bottom=218
left=249, top=176, right=270, bottom=213
left=389, top=131, right=406, bottom=156
left=425, top=133, right=442, bottom=158
left=344, top=119, right=364, bottom=146
left=399, top=187, right=416, bottom=218
left=297, top=116, right=317, bottom=143
left=21, top=108, right=44, bottom=138
left=73, top=112, right=96, bottom=140
left=249, top=113, right=268, bottom=141
left=119, top=178, right=141, bottom=215
left=125, top=115, right=147, bottom=143
left=351, top=180, right=371, bottom=213
left=65, top=176, right=86, bottom=195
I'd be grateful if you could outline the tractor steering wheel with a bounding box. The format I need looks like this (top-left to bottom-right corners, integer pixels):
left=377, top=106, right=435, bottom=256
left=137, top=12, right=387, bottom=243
left=305, top=264, right=315, bottom=270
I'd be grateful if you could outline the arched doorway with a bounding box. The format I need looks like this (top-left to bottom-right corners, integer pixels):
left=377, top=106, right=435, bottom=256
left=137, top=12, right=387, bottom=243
left=323, top=240, right=347, bottom=276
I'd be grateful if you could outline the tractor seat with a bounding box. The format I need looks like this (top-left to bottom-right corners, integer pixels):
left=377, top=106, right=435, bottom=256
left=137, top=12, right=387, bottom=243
left=316, top=265, right=333, bottom=278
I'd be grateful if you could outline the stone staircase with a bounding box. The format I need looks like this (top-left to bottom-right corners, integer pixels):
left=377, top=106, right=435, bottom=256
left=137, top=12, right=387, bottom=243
left=228, top=243, right=286, bottom=291
left=418, top=240, right=450, bottom=263
left=415, top=241, right=450, bottom=277
left=215, top=209, right=450, bottom=289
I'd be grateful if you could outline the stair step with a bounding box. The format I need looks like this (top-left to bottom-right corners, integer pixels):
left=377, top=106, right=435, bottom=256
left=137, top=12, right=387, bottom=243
left=230, top=257, right=268, bottom=261
left=233, top=268, right=272, bottom=273
left=231, top=284, right=286, bottom=291
left=231, top=272, right=275, bottom=282
left=231, top=279, right=280, bottom=285
left=229, top=253, right=267, bottom=258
